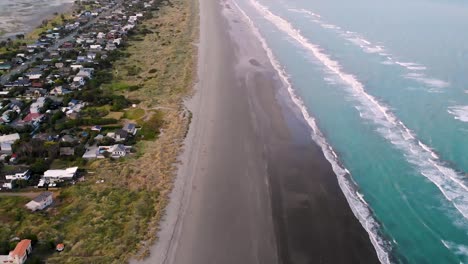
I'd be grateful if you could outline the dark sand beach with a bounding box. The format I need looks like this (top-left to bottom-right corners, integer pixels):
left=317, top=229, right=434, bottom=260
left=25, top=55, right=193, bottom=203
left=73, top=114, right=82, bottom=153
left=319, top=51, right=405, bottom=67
left=133, top=0, right=380, bottom=263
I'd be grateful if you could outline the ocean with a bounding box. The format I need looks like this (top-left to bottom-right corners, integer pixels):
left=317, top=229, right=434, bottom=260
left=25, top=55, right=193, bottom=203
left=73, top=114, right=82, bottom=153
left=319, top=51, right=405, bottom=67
left=233, top=0, right=468, bottom=263
left=0, top=0, right=74, bottom=39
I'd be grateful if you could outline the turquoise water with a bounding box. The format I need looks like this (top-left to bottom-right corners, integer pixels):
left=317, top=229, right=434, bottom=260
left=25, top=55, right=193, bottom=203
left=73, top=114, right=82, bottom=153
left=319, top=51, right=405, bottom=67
left=234, top=0, right=468, bottom=263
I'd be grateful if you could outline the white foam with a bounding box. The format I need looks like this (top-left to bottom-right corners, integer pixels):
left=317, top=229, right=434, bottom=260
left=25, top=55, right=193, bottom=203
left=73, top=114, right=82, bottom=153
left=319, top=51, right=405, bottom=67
left=442, top=240, right=468, bottom=261
left=235, top=2, right=392, bottom=263
left=250, top=0, right=468, bottom=221
left=448, top=106, right=468, bottom=123
left=404, top=73, right=450, bottom=88
left=287, top=7, right=454, bottom=91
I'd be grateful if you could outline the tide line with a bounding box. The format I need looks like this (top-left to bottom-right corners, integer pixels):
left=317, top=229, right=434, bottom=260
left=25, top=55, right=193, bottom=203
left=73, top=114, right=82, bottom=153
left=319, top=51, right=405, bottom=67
left=232, top=1, right=392, bottom=263
left=249, top=0, right=468, bottom=220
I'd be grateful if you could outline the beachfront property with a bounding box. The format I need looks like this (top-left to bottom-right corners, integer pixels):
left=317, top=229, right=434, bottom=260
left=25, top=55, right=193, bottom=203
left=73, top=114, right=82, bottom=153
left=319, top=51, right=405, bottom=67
left=37, top=167, right=79, bottom=188
left=0, top=239, right=32, bottom=264
left=43, top=167, right=78, bottom=181
left=83, top=144, right=130, bottom=159
left=123, top=123, right=137, bottom=135
left=25, top=192, right=53, bottom=211
left=0, top=169, right=30, bottom=189
left=5, top=170, right=30, bottom=181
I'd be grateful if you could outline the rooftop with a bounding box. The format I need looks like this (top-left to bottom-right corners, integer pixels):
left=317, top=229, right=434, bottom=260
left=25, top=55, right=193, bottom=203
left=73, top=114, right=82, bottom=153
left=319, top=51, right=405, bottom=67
left=10, top=239, right=31, bottom=258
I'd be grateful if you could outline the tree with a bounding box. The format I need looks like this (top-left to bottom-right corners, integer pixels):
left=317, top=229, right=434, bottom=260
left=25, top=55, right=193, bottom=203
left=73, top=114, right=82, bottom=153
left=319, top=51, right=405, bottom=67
left=30, top=159, right=49, bottom=175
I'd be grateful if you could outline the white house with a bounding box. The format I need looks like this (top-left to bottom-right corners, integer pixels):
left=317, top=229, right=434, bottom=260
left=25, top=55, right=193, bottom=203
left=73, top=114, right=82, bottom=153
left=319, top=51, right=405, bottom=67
left=70, top=64, right=83, bottom=71
left=0, top=133, right=20, bottom=143
left=0, top=239, right=32, bottom=264
left=0, top=133, right=20, bottom=152
left=43, top=167, right=78, bottom=181
left=30, top=97, right=46, bottom=113
left=89, top=44, right=102, bottom=50
left=2, top=181, right=13, bottom=189
left=25, top=72, right=42, bottom=80
left=76, top=68, right=94, bottom=79
left=108, top=144, right=128, bottom=158
left=5, top=170, right=30, bottom=181
left=72, top=76, right=86, bottom=86
left=25, top=192, right=53, bottom=211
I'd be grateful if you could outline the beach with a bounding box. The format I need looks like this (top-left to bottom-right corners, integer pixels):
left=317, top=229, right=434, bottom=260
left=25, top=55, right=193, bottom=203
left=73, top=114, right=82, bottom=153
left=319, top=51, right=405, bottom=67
left=133, top=0, right=380, bottom=263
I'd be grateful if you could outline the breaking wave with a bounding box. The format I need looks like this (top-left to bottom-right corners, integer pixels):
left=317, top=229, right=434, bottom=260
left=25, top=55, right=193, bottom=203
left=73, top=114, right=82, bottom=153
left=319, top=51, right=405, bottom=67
left=448, top=106, right=468, bottom=123
left=233, top=1, right=392, bottom=263
left=249, top=0, right=468, bottom=222
left=287, top=8, right=449, bottom=89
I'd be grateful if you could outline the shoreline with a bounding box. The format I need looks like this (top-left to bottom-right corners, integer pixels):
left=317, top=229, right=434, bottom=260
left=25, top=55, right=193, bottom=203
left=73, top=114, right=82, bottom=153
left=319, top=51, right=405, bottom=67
left=0, top=1, right=75, bottom=40
left=136, top=0, right=380, bottom=263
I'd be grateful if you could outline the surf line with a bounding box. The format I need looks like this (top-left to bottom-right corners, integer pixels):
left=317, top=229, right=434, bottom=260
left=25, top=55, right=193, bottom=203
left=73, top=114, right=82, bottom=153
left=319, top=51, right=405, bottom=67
left=231, top=1, right=393, bottom=263
left=287, top=8, right=449, bottom=89
left=248, top=0, right=468, bottom=219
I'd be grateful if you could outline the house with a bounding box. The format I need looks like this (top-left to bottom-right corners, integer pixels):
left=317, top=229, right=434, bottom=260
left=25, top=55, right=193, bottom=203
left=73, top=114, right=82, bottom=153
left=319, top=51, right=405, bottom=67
left=50, top=86, right=71, bottom=96
left=4, top=78, right=30, bottom=88
left=60, top=135, right=77, bottom=144
left=60, top=147, right=75, bottom=156
left=1, top=181, right=13, bottom=190
left=105, top=42, right=117, bottom=51
left=0, top=132, right=19, bottom=151
left=72, top=76, right=86, bottom=87
left=25, top=88, right=46, bottom=98
left=43, top=167, right=78, bottom=182
left=0, top=239, right=32, bottom=264
left=5, top=170, right=30, bottom=181
left=30, top=97, right=46, bottom=113
left=1, top=110, right=15, bottom=123
left=109, top=144, right=127, bottom=157
left=22, top=113, right=44, bottom=125
left=26, top=192, right=53, bottom=211
left=114, top=129, right=128, bottom=141
left=87, top=52, right=97, bottom=60
left=90, top=44, right=102, bottom=50
left=91, top=125, right=102, bottom=132
left=76, top=68, right=94, bottom=79
left=123, top=123, right=137, bottom=135
left=25, top=70, right=43, bottom=80
left=0, top=142, right=13, bottom=154
left=70, top=64, right=83, bottom=71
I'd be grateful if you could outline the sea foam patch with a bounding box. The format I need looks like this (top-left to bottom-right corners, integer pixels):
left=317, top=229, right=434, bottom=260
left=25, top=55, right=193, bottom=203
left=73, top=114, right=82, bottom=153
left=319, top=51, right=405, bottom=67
left=448, top=106, right=468, bottom=123
left=404, top=73, right=450, bottom=88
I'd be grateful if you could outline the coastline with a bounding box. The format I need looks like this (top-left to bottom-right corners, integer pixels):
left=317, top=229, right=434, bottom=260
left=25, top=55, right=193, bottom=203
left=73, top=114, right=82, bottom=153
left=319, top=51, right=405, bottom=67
left=136, top=0, right=380, bottom=263
left=0, top=0, right=75, bottom=40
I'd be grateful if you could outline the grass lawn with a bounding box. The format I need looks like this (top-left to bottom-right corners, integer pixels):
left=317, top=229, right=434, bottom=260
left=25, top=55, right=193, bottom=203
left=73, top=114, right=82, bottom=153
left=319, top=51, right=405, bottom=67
left=104, top=111, right=124, bottom=120
left=123, top=108, right=145, bottom=121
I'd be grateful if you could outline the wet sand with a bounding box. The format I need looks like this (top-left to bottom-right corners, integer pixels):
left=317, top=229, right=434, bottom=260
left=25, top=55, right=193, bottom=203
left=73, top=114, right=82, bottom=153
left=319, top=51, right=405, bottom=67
left=133, top=0, right=380, bottom=263
left=0, top=0, right=74, bottom=39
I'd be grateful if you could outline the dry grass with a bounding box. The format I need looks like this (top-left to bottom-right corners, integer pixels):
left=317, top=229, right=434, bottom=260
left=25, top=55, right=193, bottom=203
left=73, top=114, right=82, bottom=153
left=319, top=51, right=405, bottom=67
left=104, top=111, right=124, bottom=120
left=0, top=0, right=197, bottom=263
